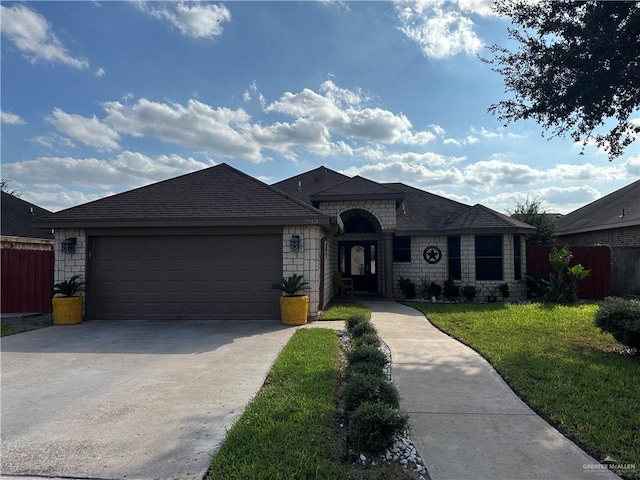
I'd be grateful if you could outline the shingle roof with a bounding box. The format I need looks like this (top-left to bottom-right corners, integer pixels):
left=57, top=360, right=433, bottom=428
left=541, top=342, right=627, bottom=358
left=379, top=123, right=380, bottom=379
left=36, top=163, right=334, bottom=229
left=1, top=192, right=54, bottom=239
left=310, top=176, right=405, bottom=203
left=272, top=166, right=350, bottom=203
left=443, top=204, right=536, bottom=234
left=557, top=179, right=640, bottom=235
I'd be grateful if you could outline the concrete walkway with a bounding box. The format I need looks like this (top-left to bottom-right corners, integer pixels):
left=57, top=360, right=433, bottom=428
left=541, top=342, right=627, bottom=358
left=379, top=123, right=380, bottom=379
left=367, top=301, right=620, bottom=480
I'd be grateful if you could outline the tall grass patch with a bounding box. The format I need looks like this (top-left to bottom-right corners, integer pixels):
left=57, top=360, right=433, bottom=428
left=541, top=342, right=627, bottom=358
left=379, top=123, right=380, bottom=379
left=410, top=302, right=640, bottom=479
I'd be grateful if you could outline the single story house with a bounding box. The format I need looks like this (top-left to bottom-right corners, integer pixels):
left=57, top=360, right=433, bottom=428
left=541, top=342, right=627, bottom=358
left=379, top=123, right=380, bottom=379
left=36, top=164, right=535, bottom=321
left=556, top=179, right=640, bottom=248
left=1, top=191, right=54, bottom=250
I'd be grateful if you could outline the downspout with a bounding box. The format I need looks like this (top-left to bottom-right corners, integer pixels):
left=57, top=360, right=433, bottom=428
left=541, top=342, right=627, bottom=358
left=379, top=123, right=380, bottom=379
left=319, top=215, right=343, bottom=310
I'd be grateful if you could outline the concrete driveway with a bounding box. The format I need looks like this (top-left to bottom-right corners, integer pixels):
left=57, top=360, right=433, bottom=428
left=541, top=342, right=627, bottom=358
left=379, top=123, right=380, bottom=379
left=1, top=320, right=296, bottom=480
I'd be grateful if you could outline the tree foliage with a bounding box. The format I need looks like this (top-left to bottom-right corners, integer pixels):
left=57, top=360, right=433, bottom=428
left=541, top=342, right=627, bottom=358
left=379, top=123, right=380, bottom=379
left=485, top=1, right=640, bottom=159
left=1, top=177, right=20, bottom=197
left=508, top=197, right=556, bottom=245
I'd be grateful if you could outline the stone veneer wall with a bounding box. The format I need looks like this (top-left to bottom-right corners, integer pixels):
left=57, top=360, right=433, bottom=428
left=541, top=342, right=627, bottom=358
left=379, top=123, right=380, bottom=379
left=394, top=234, right=527, bottom=300
left=53, top=228, right=87, bottom=292
left=319, top=199, right=397, bottom=231
left=282, top=225, right=324, bottom=319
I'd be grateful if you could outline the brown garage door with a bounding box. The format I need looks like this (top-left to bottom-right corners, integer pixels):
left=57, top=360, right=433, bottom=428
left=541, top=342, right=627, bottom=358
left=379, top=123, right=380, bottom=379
left=87, top=234, right=282, bottom=320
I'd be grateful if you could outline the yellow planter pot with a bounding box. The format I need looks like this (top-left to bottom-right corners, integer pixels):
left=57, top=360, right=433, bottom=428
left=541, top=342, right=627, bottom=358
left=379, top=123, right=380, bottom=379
left=279, top=295, right=309, bottom=326
left=52, top=297, right=83, bottom=325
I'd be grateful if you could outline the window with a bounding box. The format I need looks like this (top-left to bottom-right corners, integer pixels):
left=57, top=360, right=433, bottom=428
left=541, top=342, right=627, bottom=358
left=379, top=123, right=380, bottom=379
left=344, top=215, right=376, bottom=233
left=475, top=235, right=503, bottom=281
left=513, top=235, right=522, bottom=280
left=393, top=237, right=411, bottom=262
left=447, top=236, right=461, bottom=280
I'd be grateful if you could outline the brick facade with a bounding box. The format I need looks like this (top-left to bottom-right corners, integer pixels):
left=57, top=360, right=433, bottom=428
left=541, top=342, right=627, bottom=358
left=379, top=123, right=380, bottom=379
left=53, top=228, right=87, bottom=291
left=557, top=225, right=640, bottom=248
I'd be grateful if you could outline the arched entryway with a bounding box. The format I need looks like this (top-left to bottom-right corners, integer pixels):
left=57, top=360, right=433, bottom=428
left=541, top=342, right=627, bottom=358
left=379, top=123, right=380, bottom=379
left=338, top=210, right=382, bottom=294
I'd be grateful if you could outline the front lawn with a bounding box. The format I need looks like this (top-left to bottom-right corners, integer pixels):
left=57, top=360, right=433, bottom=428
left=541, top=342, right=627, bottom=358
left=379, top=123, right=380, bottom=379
left=320, top=302, right=371, bottom=322
left=410, top=302, right=640, bottom=479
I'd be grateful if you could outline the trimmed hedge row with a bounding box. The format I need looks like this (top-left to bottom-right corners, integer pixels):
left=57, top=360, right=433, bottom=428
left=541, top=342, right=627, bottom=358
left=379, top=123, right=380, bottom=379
left=344, top=314, right=408, bottom=454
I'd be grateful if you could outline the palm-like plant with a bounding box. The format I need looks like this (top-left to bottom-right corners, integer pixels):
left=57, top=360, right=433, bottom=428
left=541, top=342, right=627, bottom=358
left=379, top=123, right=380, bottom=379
left=271, top=273, right=309, bottom=296
left=52, top=275, right=85, bottom=297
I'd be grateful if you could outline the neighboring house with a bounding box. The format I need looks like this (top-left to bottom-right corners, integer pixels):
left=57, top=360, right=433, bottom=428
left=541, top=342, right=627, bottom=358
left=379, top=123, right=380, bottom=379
left=1, top=191, right=54, bottom=250
left=556, top=179, right=640, bottom=247
left=556, top=179, right=640, bottom=298
left=1, top=191, right=55, bottom=313
left=36, top=164, right=535, bottom=321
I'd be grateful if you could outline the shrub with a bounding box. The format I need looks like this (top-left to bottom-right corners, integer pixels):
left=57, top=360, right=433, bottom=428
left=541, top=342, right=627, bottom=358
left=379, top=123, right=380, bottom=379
left=345, top=361, right=386, bottom=380
left=346, top=313, right=369, bottom=333
left=350, top=320, right=378, bottom=339
left=346, top=344, right=387, bottom=369
left=397, top=277, right=416, bottom=299
left=498, top=282, right=510, bottom=298
left=348, top=401, right=408, bottom=454
left=343, top=373, right=400, bottom=414
left=351, top=332, right=381, bottom=349
left=427, top=281, right=442, bottom=299
left=595, top=297, right=640, bottom=350
left=443, top=278, right=460, bottom=301
left=461, top=285, right=478, bottom=302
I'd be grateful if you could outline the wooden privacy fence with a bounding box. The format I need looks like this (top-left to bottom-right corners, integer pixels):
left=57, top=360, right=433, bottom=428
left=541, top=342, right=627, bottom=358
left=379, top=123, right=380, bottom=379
left=1, top=249, right=54, bottom=313
left=526, top=245, right=612, bottom=300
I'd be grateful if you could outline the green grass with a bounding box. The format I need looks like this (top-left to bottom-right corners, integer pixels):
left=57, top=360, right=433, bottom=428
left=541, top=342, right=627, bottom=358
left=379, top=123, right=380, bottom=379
left=1, top=324, right=24, bottom=336
left=206, top=327, right=417, bottom=480
left=320, top=302, right=371, bottom=322
left=207, top=328, right=344, bottom=479
left=410, top=302, right=640, bottom=479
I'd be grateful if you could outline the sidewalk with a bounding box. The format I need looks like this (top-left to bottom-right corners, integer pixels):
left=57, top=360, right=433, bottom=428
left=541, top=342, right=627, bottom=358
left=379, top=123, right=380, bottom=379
left=367, top=301, right=620, bottom=480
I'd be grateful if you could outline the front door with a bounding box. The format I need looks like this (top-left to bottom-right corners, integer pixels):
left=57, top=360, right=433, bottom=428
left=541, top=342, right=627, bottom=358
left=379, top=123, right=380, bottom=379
left=339, top=241, right=377, bottom=293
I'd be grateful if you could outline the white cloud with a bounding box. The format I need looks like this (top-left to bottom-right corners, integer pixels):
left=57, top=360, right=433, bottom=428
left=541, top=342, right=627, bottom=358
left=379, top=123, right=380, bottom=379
left=138, top=1, right=231, bottom=39
left=0, top=4, right=89, bottom=70
left=102, top=98, right=261, bottom=160
left=395, top=0, right=484, bottom=59
left=31, top=133, right=76, bottom=150
left=47, top=108, right=120, bottom=151
left=534, top=185, right=601, bottom=213
left=462, top=159, right=549, bottom=189
left=3, top=151, right=214, bottom=192
left=95, top=67, right=106, bottom=77
left=1, top=110, right=26, bottom=125
left=22, top=190, right=116, bottom=213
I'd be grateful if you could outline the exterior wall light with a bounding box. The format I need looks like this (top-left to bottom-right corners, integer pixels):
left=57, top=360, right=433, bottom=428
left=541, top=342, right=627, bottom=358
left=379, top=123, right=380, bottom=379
left=290, top=235, right=300, bottom=252
left=61, top=237, right=77, bottom=254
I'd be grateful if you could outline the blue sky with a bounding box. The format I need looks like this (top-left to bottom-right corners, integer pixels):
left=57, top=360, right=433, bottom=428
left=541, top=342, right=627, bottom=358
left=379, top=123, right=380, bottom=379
left=1, top=1, right=638, bottom=214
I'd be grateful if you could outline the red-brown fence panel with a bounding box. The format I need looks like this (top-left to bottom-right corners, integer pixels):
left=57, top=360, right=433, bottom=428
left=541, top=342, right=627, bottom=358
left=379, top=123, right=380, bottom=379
left=526, top=245, right=611, bottom=300
left=1, top=249, right=54, bottom=313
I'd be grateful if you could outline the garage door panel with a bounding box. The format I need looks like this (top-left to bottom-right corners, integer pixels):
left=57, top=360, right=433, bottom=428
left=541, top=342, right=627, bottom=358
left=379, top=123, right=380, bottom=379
left=89, top=234, right=282, bottom=320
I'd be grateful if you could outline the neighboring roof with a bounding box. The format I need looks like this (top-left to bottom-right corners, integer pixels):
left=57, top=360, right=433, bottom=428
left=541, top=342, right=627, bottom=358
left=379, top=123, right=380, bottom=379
left=557, top=179, right=640, bottom=236
left=36, top=164, right=336, bottom=229
left=1, top=192, right=54, bottom=239
left=272, top=166, right=350, bottom=203
left=310, top=176, right=405, bottom=204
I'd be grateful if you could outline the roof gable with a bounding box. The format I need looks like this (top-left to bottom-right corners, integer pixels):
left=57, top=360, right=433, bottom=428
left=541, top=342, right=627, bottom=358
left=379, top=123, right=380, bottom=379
left=1, top=192, right=54, bottom=239
left=272, top=166, right=349, bottom=203
left=557, top=179, right=640, bottom=235
left=310, top=176, right=405, bottom=203
left=37, top=164, right=332, bottom=228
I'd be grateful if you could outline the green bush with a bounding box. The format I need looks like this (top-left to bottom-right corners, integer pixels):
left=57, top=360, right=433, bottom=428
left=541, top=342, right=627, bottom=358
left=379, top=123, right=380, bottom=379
left=343, top=373, right=400, bottom=414
left=595, top=297, right=640, bottom=350
left=350, top=320, right=378, bottom=339
left=351, top=332, right=381, bottom=349
left=397, top=277, right=416, bottom=299
left=344, top=361, right=386, bottom=380
left=347, top=344, right=388, bottom=369
left=443, top=277, right=460, bottom=300
left=348, top=401, right=408, bottom=454
left=346, top=313, right=369, bottom=333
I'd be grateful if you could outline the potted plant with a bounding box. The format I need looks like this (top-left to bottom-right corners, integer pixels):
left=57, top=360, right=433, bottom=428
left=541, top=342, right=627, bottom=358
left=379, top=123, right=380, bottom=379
left=52, top=275, right=85, bottom=325
left=272, top=273, right=309, bottom=325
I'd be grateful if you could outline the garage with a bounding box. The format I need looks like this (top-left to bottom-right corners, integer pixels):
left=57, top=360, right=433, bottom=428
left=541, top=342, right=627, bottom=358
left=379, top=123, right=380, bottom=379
left=87, top=233, right=282, bottom=320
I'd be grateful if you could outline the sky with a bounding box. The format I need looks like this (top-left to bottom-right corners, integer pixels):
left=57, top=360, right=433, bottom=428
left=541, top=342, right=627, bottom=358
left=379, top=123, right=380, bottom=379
left=1, top=0, right=638, bottom=215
